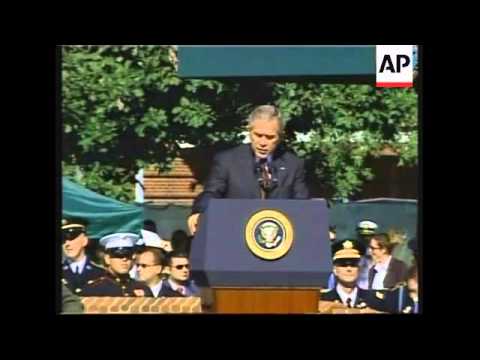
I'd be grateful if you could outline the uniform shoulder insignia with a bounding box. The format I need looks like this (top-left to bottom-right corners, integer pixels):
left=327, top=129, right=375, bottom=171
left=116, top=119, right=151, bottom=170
left=87, top=277, right=107, bottom=287
left=75, top=288, right=82, bottom=294
left=90, top=261, right=106, bottom=270
left=320, top=288, right=332, bottom=294
left=375, top=291, right=385, bottom=299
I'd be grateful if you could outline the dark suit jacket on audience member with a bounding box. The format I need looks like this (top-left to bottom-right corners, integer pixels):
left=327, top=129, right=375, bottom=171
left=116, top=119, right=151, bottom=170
left=192, top=144, right=309, bottom=214
left=158, top=279, right=200, bottom=297
left=384, top=257, right=409, bottom=289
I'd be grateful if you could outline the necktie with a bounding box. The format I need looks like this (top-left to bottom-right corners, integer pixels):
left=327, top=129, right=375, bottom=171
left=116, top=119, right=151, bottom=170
left=368, top=267, right=377, bottom=289
left=346, top=298, right=352, bottom=308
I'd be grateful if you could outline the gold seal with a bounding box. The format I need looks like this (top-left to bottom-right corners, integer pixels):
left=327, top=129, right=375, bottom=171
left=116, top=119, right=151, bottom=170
left=245, top=209, right=294, bottom=260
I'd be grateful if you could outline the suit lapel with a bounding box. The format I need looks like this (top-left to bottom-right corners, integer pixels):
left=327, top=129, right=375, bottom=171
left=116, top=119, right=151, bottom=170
left=239, top=145, right=262, bottom=198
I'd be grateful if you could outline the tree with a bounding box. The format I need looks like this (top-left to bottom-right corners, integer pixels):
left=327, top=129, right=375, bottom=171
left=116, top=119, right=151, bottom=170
left=62, top=46, right=417, bottom=202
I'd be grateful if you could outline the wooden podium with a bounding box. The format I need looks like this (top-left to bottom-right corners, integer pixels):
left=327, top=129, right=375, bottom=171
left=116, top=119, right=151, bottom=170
left=211, top=287, right=320, bottom=314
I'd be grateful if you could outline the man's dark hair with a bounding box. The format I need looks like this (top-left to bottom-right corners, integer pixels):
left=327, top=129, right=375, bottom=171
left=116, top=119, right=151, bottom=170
left=143, top=219, right=157, bottom=233
left=166, top=251, right=189, bottom=267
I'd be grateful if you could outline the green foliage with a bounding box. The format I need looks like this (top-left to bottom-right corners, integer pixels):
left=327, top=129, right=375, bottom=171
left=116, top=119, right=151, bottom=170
left=62, top=46, right=418, bottom=201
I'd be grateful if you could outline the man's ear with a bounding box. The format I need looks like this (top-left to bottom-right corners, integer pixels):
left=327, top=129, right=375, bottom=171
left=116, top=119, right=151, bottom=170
left=104, top=254, right=111, bottom=266
left=333, top=267, right=338, bottom=277
left=80, top=234, right=89, bottom=248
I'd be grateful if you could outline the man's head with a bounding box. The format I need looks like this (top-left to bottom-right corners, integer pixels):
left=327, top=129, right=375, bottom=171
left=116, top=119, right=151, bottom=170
left=247, top=105, right=284, bottom=159
left=356, top=220, right=378, bottom=246
left=62, top=218, right=89, bottom=262
left=100, top=233, right=139, bottom=276
left=166, top=252, right=191, bottom=284
left=136, top=248, right=164, bottom=285
left=332, top=240, right=362, bottom=287
left=369, top=233, right=394, bottom=264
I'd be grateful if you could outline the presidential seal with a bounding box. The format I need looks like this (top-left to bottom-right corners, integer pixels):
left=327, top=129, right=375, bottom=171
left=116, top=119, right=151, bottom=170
left=245, top=209, right=294, bottom=260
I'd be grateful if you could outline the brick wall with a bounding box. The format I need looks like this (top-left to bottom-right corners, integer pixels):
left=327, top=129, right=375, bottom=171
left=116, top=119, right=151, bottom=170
left=80, top=297, right=202, bottom=314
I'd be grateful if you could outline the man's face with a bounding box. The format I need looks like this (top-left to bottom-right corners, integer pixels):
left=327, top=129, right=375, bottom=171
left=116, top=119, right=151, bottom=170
left=333, top=260, right=360, bottom=286
left=105, top=252, right=134, bottom=275
left=136, top=252, right=162, bottom=283
left=63, top=233, right=88, bottom=261
left=249, top=117, right=281, bottom=159
left=169, top=257, right=190, bottom=282
left=369, top=238, right=387, bottom=263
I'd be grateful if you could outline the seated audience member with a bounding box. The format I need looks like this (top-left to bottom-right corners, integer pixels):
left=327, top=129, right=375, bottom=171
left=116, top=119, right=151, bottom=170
left=321, top=239, right=386, bottom=311
left=159, top=252, right=199, bottom=297
left=368, top=233, right=408, bottom=290
left=61, top=217, right=106, bottom=295
left=82, top=233, right=153, bottom=297
left=136, top=247, right=166, bottom=297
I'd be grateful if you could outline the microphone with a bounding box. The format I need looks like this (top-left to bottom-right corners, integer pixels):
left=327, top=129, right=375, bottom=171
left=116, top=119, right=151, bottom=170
left=255, top=161, right=278, bottom=193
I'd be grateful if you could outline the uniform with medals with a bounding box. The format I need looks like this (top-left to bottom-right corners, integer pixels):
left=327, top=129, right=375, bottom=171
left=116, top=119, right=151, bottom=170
left=61, top=218, right=106, bottom=295
left=81, top=233, right=153, bottom=297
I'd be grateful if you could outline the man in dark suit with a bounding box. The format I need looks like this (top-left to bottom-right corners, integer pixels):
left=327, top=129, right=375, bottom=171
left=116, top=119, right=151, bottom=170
left=61, top=217, right=106, bottom=295
left=320, top=239, right=386, bottom=311
left=159, top=252, right=199, bottom=297
left=367, top=233, right=408, bottom=290
left=188, top=105, right=309, bottom=234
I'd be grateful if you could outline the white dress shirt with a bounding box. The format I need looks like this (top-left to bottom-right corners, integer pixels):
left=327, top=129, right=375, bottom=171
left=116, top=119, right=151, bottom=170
left=149, top=279, right=164, bottom=297
left=336, top=285, right=358, bottom=307
left=69, top=256, right=87, bottom=274
left=371, top=255, right=392, bottom=290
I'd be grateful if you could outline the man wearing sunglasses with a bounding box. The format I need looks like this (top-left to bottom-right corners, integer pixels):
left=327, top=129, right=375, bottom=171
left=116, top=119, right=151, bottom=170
left=62, top=218, right=106, bottom=295
left=159, top=252, right=199, bottom=297
left=82, top=233, right=153, bottom=297
left=320, top=239, right=386, bottom=311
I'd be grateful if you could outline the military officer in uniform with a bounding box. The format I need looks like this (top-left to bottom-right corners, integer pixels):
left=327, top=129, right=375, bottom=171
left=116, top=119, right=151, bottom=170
left=321, top=239, right=386, bottom=311
left=82, top=233, right=153, bottom=297
left=62, top=217, right=106, bottom=295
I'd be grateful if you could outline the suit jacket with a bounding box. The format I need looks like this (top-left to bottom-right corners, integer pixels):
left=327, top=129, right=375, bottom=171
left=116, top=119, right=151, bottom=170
left=384, top=286, right=420, bottom=314
left=192, top=144, right=309, bottom=214
left=320, top=287, right=387, bottom=311
left=158, top=279, right=200, bottom=297
left=384, top=257, right=409, bottom=289
left=62, top=257, right=106, bottom=295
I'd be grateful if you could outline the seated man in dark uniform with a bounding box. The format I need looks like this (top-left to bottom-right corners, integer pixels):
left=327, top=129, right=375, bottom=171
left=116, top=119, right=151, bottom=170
left=82, top=233, right=153, bottom=297
left=321, top=239, right=386, bottom=311
left=159, top=252, right=199, bottom=297
left=61, top=217, right=106, bottom=295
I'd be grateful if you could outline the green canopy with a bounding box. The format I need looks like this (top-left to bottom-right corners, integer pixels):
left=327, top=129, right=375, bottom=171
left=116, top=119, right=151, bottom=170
left=62, top=177, right=143, bottom=239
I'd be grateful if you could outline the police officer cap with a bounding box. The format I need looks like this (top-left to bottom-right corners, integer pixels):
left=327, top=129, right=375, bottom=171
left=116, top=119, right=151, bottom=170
left=332, top=239, right=362, bottom=263
left=136, top=229, right=164, bottom=248
left=100, top=233, right=139, bottom=250
left=62, top=217, right=88, bottom=241
left=356, top=220, right=378, bottom=235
